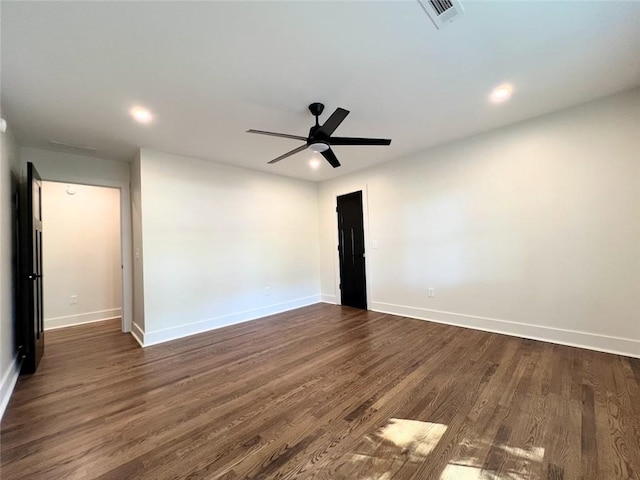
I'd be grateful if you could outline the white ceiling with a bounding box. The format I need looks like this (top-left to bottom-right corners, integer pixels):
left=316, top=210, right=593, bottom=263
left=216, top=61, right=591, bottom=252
left=2, top=1, right=640, bottom=182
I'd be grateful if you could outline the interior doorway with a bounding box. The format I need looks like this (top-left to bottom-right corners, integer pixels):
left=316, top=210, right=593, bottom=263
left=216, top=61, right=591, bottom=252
left=41, top=181, right=123, bottom=332
left=336, top=190, right=367, bottom=309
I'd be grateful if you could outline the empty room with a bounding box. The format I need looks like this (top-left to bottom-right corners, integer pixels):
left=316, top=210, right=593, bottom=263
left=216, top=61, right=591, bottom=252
left=1, top=1, right=639, bottom=479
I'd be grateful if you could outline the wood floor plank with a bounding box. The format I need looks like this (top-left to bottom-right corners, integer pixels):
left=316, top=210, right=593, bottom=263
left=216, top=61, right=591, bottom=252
left=2, top=304, right=640, bottom=479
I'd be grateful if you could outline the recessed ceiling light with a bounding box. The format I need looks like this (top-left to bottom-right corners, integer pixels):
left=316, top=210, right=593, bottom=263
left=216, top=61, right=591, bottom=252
left=309, top=157, right=321, bottom=170
left=490, top=84, right=513, bottom=103
left=130, top=106, right=153, bottom=124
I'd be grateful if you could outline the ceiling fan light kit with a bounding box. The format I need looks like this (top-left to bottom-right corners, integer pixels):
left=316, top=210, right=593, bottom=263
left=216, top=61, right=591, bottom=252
left=308, top=142, right=329, bottom=153
left=247, top=102, right=392, bottom=168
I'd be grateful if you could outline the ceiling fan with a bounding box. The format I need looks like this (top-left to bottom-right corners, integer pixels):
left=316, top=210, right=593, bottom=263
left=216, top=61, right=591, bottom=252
left=247, top=103, right=392, bottom=168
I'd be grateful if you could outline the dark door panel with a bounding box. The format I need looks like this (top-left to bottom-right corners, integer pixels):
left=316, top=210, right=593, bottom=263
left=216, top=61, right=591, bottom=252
left=337, top=191, right=367, bottom=309
left=20, top=162, right=45, bottom=374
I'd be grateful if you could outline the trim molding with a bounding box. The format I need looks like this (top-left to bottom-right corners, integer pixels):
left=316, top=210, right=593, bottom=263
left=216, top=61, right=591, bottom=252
left=141, top=295, right=322, bottom=347
left=321, top=294, right=338, bottom=304
left=130, top=322, right=145, bottom=347
left=0, top=354, right=22, bottom=420
left=370, top=301, right=640, bottom=359
left=44, top=308, right=122, bottom=330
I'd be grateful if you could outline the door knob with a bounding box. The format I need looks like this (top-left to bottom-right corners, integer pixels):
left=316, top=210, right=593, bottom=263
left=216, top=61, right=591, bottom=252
left=27, top=273, right=41, bottom=280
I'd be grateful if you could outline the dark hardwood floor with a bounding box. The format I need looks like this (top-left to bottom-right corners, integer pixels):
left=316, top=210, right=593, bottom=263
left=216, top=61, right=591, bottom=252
left=2, top=304, right=639, bottom=479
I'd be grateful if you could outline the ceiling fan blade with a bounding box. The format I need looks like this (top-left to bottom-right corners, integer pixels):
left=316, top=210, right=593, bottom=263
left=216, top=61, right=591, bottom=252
left=267, top=144, right=308, bottom=164
left=321, top=147, right=341, bottom=168
left=247, top=129, right=307, bottom=141
left=328, top=137, right=391, bottom=146
left=317, top=108, right=350, bottom=137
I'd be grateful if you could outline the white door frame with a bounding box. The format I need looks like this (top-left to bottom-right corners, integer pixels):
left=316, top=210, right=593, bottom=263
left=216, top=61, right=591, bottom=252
left=39, top=175, right=132, bottom=333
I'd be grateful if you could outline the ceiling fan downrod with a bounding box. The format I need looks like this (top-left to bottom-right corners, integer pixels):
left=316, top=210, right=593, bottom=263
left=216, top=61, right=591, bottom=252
left=308, top=102, right=325, bottom=126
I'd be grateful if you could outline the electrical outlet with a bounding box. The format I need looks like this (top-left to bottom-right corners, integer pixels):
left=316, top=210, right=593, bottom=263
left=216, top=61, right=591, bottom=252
left=70, top=295, right=78, bottom=305
left=427, top=288, right=435, bottom=298
left=264, top=286, right=270, bottom=296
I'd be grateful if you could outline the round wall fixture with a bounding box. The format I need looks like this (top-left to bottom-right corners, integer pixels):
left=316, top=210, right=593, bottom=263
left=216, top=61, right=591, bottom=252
left=66, top=185, right=77, bottom=195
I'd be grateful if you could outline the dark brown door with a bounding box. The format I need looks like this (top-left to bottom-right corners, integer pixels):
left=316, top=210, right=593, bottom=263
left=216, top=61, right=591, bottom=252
left=337, top=191, right=367, bottom=309
left=20, top=162, right=44, bottom=374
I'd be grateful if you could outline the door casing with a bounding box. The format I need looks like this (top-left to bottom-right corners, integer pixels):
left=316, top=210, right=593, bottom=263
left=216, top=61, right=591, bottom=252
left=24, top=170, right=133, bottom=334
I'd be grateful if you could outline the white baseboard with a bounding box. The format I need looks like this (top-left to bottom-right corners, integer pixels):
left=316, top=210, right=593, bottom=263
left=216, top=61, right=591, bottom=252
left=1, top=354, right=22, bottom=420
left=321, top=294, right=338, bottom=304
left=141, top=295, right=322, bottom=347
left=130, top=322, right=145, bottom=347
left=44, top=308, right=122, bottom=330
left=370, top=301, right=640, bottom=359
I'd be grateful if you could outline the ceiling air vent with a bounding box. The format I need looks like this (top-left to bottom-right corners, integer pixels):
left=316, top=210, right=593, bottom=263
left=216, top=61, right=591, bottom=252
left=417, top=0, right=465, bottom=30
left=49, top=140, right=98, bottom=154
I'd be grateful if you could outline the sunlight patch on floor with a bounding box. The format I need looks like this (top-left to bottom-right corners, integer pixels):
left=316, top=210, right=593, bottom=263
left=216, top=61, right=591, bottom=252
left=440, top=464, right=526, bottom=480
left=441, top=443, right=546, bottom=480
left=377, top=418, right=448, bottom=458
left=501, top=445, right=545, bottom=463
left=361, top=473, right=392, bottom=480
left=345, top=418, right=448, bottom=476
left=346, top=418, right=546, bottom=478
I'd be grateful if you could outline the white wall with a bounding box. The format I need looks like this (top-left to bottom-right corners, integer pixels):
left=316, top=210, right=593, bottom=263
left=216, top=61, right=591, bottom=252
left=319, top=87, right=640, bottom=357
left=41, top=182, right=121, bottom=329
left=0, top=125, right=21, bottom=417
left=19, top=147, right=133, bottom=332
left=135, top=149, right=321, bottom=345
